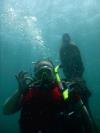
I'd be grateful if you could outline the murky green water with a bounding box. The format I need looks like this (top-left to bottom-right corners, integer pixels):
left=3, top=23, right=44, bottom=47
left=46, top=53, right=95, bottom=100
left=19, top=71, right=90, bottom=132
left=0, top=0, right=100, bottom=132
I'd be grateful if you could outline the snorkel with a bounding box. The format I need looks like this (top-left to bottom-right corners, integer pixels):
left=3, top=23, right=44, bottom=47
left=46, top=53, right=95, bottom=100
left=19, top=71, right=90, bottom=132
left=54, top=64, right=69, bottom=100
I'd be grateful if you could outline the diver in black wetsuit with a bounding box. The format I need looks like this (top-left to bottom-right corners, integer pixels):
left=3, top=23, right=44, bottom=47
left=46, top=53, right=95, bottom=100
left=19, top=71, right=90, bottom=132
left=3, top=60, right=97, bottom=133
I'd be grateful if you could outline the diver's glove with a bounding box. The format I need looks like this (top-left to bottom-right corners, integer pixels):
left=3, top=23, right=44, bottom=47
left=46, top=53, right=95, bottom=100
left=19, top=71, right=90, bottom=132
left=15, top=71, right=33, bottom=94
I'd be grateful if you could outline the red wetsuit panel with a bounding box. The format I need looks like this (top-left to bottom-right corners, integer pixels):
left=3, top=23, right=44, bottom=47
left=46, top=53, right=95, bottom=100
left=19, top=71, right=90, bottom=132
left=21, top=84, right=62, bottom=104
left=19, top=84, right=82, bottom=133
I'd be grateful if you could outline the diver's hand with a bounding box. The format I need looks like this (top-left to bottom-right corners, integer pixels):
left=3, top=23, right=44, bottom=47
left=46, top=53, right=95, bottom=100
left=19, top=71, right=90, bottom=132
left=15, top=71, right=29, bottom=94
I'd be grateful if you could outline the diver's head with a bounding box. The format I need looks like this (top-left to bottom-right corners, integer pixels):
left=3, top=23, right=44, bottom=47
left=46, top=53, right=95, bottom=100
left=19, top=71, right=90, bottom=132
left=34, top=60, right=55, bottom=84
left=62, top=33, right=71, bottom=44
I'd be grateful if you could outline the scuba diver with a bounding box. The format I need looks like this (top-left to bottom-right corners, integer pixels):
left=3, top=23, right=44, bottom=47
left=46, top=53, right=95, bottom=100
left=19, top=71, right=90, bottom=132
left=3, top=60, right=97, bottom=133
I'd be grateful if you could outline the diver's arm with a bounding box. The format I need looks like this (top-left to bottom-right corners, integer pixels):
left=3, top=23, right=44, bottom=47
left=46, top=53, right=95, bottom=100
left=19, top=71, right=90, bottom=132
left=3, top=89, right=22, bottom=115
left=3, top=71, right=29, bottom=115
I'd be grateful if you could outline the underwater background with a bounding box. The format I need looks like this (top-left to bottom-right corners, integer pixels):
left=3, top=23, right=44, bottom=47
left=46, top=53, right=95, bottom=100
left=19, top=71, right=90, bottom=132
left=0, top=0, right=100, bottom=133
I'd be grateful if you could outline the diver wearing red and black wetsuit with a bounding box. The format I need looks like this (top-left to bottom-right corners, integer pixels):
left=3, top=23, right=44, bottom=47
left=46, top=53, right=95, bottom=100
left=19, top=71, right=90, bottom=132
left=3, top=60, right=97, bottom=133
left=19, top=81, right=83, bottom=133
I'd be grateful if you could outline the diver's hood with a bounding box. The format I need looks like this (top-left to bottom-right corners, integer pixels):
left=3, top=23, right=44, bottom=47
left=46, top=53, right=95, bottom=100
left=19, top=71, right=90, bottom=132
left=34, top=60, right=54, bottom=74
left=34, top=60, right=55, bottom=84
